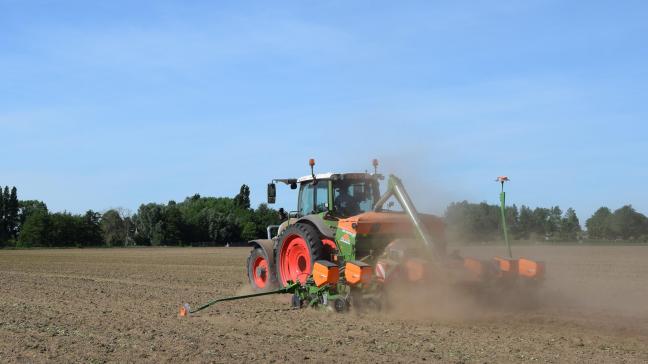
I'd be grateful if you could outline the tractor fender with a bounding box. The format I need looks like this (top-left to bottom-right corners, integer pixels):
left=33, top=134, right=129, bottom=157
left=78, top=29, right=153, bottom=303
left=295, top=215, right=336, bottom=239
left=276, top=220, right=292, bottom=237
left=248, top=239, right=276, bottom=265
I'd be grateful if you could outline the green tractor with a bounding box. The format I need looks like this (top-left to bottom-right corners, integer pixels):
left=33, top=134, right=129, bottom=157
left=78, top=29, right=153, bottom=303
left=180, top=159, right=545, bottom=316
left=249, top=159, right=443, bottom=283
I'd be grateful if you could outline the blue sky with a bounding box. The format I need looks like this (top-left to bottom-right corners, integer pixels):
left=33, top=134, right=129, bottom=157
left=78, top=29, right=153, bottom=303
left=2, top=0, right=647, bottom=222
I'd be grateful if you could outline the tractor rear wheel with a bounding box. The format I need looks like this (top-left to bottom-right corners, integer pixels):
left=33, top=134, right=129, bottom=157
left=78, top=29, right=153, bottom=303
left=275, top=223, right=325, bottom=286
left=247, top=247, right=276, bottom=291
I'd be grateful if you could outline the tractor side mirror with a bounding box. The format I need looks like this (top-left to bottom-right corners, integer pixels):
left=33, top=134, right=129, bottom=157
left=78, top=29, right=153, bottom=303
left=267, top=183, right=277, bottom=204
left=290, top=182, right=297, bottom=190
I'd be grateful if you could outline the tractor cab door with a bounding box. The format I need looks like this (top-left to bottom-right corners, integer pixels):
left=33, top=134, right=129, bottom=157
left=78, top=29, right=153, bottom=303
left=298, top=181, right=330, bottom=216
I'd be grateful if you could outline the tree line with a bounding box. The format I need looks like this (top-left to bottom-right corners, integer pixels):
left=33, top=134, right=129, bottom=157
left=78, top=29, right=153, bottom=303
left=0, top=185, right=280, bottom=248
left=585, top=206, right=648, bottom=241
left=1, top=184, right=647, bottom=248
left=445, top=201, right=648, bottom=243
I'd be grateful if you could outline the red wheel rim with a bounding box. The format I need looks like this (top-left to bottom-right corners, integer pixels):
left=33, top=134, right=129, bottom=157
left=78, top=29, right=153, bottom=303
left=252, top=256, right=268, bottom=288
left=279, top=234, right=312, bottom=285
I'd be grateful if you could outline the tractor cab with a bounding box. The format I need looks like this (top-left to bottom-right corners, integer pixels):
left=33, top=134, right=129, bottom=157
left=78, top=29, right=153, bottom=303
left=267, top=159, right=383, bottom=219
left=295, top=173, right=381, bottom=218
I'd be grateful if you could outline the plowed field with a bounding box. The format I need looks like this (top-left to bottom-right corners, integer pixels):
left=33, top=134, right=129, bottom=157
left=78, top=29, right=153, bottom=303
left=1, top=246, right=647, bottom=363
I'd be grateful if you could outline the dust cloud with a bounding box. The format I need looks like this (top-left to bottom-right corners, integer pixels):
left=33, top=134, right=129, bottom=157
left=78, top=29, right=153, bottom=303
left=378, top=244, right=648, bottom=334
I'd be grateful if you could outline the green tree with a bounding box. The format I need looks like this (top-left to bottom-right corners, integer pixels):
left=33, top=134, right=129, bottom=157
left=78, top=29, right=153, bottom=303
left=124, top=216, right=136, bottom=246
left=18, top=200, right=48, bottom=226
left=2, top=187, right=8, bottom=215
left=207, top=211, right=240, bottom=243
left=163, top=201, right=185, bottom=245
left=586, top=207, right=614, bottom=239
left=0, top=186, right=5, bottom=245
left=80, top=210, right=103, bottom=246
left=560, top=208, right=581, bottom=241
left=253, top=203, right=281, bottom=238
left=530, top=208, right=551, bottom=239
left=18, top=210, right=49, bottom=247
left=133, top=203, right=165, bottom=245
left=611, top=205, right=647, bottom=240
left=48, top=212, right=80, bottom=247
left=206, top=212, right=225, bottom=242
left=0, top=186, right=21, bottom=246
left=505, top=204, right=519, bottom=238
left=547, top=206, right=562, bottom=238
left=241, top=221, right=257, bottom=241
left=444, top=201, right=500, bottom=243
left=179, top=195, right=233, bottom=243
left=234, top=184, right=251, bottom=209
left=7, top=187, right=19, bottom=239
left=516, top=205, right=534, bottom=239
left=133, top=202, right=189, bottom=246
left=444, top=201, right=471, bottom=242
left=101, top=209, right=126, bottom=247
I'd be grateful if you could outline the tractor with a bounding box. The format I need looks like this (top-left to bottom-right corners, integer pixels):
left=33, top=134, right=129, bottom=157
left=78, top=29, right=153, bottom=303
left=247, top=159, right=443, bottom=291
left=180, top=159, right=544, bottom=316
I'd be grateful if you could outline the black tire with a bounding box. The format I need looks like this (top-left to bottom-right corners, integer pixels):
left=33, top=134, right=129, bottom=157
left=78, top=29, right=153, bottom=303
left=291, top=293, right=302, bottom=309
left=274, top=223, right=325, bottom=287
left=334, top=298, right=349, bottom=313
left=246, top=247, right=277, bottom=291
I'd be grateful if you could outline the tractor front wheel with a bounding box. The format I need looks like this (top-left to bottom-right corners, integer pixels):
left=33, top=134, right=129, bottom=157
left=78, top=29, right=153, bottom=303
left=247, top=247, right=277, bottom=291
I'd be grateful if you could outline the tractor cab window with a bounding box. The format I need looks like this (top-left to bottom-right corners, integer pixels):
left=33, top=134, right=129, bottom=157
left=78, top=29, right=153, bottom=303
left=333, top=179, right=377, bottom=217
left=298, top=181, right=329, bottom=216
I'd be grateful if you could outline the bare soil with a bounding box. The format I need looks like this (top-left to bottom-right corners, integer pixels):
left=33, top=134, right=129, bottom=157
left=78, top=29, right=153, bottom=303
left=1, top=246, right=647, bottom=363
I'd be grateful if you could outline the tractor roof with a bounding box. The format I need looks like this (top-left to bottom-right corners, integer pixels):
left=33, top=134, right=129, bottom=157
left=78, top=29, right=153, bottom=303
left=297, top=172, right=335, bottom=183
left=297, top=172, right=379, bottom=183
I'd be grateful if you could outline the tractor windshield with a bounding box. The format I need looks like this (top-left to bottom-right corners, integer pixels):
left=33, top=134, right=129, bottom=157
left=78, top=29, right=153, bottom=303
left=333, top=179, right=378, bottom=217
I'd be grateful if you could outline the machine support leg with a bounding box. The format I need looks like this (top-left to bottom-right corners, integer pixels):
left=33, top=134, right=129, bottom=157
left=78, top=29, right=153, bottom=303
left=499, top=183, right=512, bottom=259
